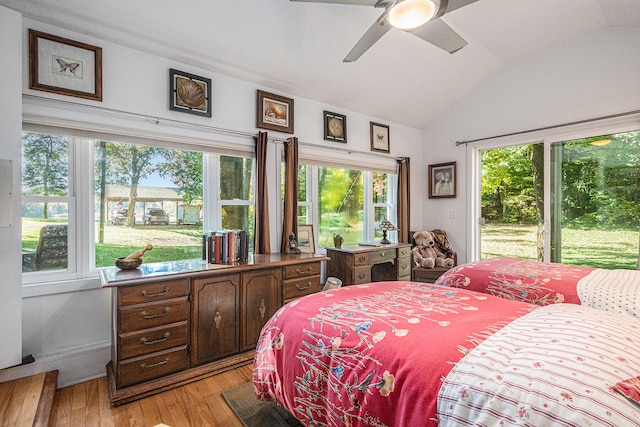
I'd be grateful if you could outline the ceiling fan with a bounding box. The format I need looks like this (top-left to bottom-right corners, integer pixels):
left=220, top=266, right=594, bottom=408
left=291, top=0, right=478, bottom=62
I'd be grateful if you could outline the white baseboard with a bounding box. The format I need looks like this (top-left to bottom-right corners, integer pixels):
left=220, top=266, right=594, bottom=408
left=0, top=340, right=111, bottom=388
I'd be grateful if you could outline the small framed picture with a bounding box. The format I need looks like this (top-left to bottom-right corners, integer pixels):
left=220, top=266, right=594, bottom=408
left=370, top=122, right=390, bottom=153
left=169, top=69, right=212, bottom=117
left=297, top=224, right=316, bottom=254
left=257, top=90, right=294, bottom=134
left=429, top=162, right=457, bottom=199
left=28, top=29, right=102, bottom=101
left=324, top=111, right=347, bottom=143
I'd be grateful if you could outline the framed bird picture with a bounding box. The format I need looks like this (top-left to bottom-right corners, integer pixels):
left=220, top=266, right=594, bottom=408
left=28, top=29, right=102, bottom=101
left=370, top=122, right=390, bottom=153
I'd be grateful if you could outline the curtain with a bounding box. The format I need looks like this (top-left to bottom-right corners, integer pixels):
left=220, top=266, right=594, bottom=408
left=254, top=131, right=270, bottom=254
left=396, top=157, right=410, bottom=243
left=281, top=137, right=299, bottom=252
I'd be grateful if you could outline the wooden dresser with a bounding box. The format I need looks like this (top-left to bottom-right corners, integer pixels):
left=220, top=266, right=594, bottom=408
left=101, top=253, right=327, bottom=406
left=326, top=243, right=412, bottom=286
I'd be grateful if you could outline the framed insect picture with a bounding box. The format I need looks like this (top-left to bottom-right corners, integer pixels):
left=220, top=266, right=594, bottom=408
left=169, top=69, right=212, bottom=117
left=370, top=122, right=390, bottom=153
left=28, top=29, right=102, bottom=101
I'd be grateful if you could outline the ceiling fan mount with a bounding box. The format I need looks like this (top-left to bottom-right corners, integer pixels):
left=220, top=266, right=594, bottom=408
left=291, top=0, right=478, bottom=62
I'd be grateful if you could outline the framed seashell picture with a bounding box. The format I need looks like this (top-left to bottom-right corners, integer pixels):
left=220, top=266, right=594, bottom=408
left=169, top=69, right=212, bottom=117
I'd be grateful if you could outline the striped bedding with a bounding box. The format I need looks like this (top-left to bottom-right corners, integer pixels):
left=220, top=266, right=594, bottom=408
left=253, top=281, right=640, bottom=426
left=435, top=257, right=640, bottom=317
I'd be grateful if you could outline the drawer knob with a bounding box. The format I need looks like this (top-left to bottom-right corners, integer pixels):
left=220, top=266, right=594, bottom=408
left=214, top=311, right=222, bottom=329
left=380, top=252, right=386, bottom=257
left=296, top=266, right=313, bottom=275
left=358, top=256, right=366, bottom=263
left=140, top=307, right=169, bottom=319
left=296, top=282, right=312, bottom=290
left=140, top=358, right=169, bottom=369
left=359, top=273, right=366, bottom=279
left=141, top=332, right=170, bottom=345
left=141, top=286, right=170, bottom=298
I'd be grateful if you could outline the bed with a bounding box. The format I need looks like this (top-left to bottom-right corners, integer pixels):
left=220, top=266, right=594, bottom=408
left=253, top=281, right=640, bottom=426
left=435, top=257, right=640, bottom=317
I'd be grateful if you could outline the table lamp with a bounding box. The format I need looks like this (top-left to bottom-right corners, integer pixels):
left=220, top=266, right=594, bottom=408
left=374, top=219, right=397, bottom=244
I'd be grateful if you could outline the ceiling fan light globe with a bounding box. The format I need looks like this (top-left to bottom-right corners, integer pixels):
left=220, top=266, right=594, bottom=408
left=388, top=0, right=437, bottom=30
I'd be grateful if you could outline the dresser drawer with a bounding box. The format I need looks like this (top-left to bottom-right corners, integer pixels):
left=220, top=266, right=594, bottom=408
left=118, top=279, right=189, bottom=306
left=369, top=248, right=396, bottom=263
left=116, top=346, right=189, bottom=388
left=354, top=252, right=371, bottom=266
left=283, top=262, right=322, bottom=279
left=118, top=321, right=188, bottom=360
left=398, top=246, right=412, bottom=258
left=283, top=275, right=321, bottom=300
left=118, top=297, right=189, bottom=333
left=354, top=266, right=371, bottom=284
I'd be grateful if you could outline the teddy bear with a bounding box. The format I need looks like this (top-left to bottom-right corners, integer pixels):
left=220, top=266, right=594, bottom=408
left=412, top=230, right=455, bottom=269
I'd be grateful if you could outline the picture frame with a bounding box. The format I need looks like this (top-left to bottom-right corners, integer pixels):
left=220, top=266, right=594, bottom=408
left=257, top=90, right=294, bottom=134
left=324, top=111, right=347, bottom=143
left=169, top=69, right=212, bottom=117
left=297, top=224, right=316, bottom=254
left=370, top=122, right=390, bottom=153
left=28, top=29, right=102, bottom=101
left=429, top=162, right=457, bottom=199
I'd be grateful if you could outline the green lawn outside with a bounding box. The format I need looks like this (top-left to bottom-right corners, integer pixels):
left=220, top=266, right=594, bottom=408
left=481, top=223, right=638, bottom=270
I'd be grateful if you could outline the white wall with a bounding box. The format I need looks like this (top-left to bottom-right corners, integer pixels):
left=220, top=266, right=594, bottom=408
left=0, top=6, right=23, bottom=371
left=421, top=26, right=640, bottom=263
left=0, top=15, right=423, bottom=386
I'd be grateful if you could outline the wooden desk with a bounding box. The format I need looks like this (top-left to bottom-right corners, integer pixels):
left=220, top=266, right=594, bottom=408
left=326, top=243, right=412, bottom=286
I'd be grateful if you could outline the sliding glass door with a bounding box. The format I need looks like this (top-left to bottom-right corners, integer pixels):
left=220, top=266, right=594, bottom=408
left=476, top=128, right=639, bottom=270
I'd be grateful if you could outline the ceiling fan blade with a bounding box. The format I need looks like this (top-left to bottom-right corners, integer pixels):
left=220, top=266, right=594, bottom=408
left=289, top=0, right=378, bottom=5
left=408, top=18, right=467, bottom=54
left=444, top=0, right=479, bottom=13
left=343, top=13, right=391, bottom=62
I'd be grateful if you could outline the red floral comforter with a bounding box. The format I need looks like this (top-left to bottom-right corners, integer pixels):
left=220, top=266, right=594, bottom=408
left=252, top=281, right=534, bottom=427
left=435, top=257, right=594, bottom=305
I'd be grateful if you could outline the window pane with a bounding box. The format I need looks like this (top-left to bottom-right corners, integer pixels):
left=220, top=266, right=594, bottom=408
left=94, top=141, right=204, bottom=267
left=220, top=156, right=254, bottom=200
left=318, top=167, right=363, bottom=247
left=480, top=143, right=544, bottom=261
left=22, top=203, right=68, bottom=272
left=297, top=205, right=308, bottom=225
left=22, top=133, right=69, bottom=197
left=372, top=173, right=388, bottom=203
left=551, top=131, right=640, bottom=269
left=222, top=204, right=254, bottom=252
left=298, top=165, right=307, bottom=202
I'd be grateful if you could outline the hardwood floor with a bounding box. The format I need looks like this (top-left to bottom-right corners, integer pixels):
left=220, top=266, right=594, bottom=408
left=50, top=364, right=253, bottom=427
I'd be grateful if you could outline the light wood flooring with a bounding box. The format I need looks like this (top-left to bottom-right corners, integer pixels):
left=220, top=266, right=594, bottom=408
left=2, top=364, right=253, bottom=427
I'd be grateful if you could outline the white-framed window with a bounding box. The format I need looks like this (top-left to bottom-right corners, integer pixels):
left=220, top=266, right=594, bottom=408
left=295, top=163, right=397, bottom=249
left=22, top=130, right=255, bottom=286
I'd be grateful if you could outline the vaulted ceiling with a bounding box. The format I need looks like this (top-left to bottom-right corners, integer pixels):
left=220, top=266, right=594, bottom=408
left=2, top=0, right=640, bottom=129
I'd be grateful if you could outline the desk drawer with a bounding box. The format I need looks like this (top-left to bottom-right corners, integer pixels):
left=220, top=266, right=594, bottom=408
left=283, top=276, right=321, bottom=300
left=398, top=246, right=412, bottom=258
left=369, top=249, right=396, bottom=263
left=353, top=266, right=371, bottom=284
left=118, top=321, right=188, bottom=360
left=118, top=297, right=189, bottom=333
left=284, top=262, right=321, bottom=279
left=118, top=279, right=189, bottom=306
left=398, top=257, right=412, bottom=279
left=117, top=346, right=189, bottom=388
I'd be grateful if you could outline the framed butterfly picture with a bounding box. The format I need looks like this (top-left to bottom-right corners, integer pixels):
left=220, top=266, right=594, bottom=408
left=28, top=29, right=102, bottom=101
left=370, top=122, right=390, bottom=153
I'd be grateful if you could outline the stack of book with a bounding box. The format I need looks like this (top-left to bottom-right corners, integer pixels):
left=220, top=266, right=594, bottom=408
left=202, top=230, right=249, bottom=264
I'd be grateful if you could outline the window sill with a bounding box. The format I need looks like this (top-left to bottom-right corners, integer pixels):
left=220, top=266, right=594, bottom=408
left=22, top=275, right=103, bottom=298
